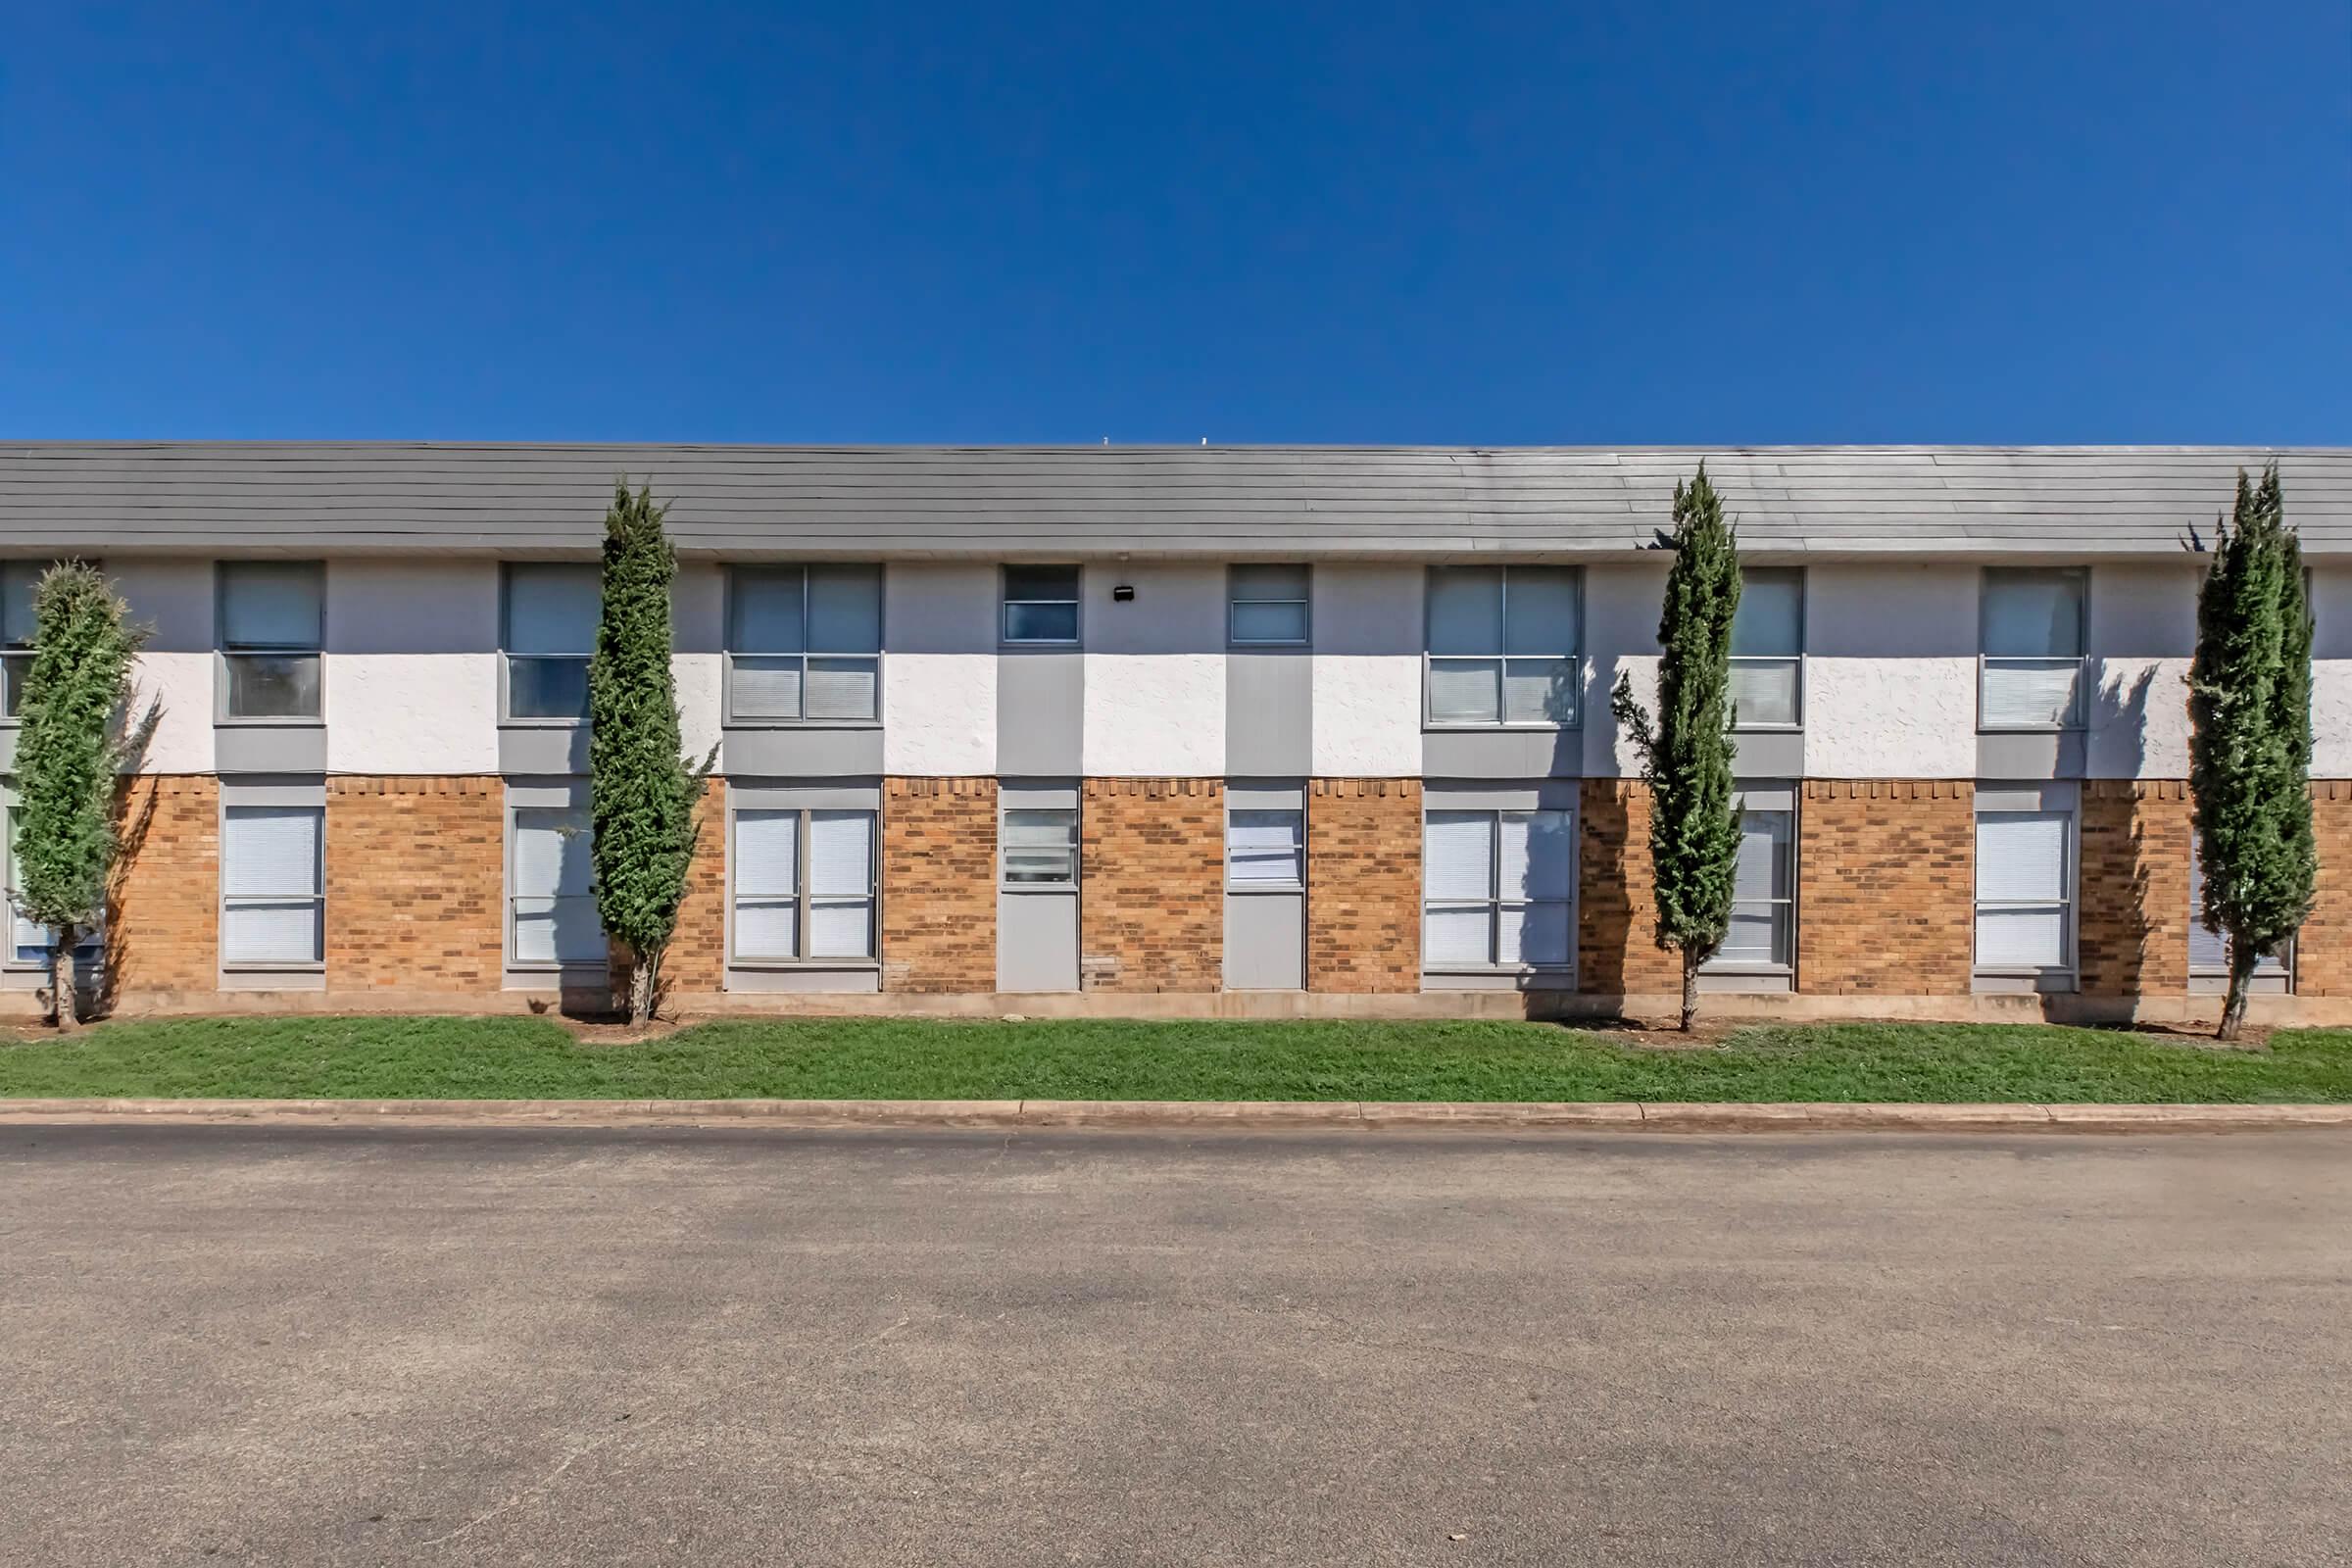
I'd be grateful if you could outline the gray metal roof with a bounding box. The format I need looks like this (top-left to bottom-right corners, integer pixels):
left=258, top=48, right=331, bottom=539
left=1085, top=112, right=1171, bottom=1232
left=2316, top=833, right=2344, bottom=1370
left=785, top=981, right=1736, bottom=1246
left=4, top=442, right=2350, bottom=560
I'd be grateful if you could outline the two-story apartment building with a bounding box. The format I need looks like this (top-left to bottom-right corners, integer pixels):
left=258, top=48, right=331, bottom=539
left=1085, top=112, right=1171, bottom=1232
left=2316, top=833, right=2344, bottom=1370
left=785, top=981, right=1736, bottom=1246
left=3, top=443, right=2350, bottom=1022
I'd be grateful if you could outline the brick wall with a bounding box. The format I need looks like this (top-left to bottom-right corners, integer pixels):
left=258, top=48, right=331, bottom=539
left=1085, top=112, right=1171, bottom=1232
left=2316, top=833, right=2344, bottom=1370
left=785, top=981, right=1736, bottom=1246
left=656, top=777, right=729, bottom=997
left=1306, top=778, right=1420, bottom=993
left=1079, top=778, right=1222, bottom=992
left=1579, top=779, right=1681, bottom=996
left=882, top=776, right=998, bottom=992
left=106, top=775, right=219, bottom=997
left=2296, top=783, right=2352, bottom=996
left=323, top=777, right=503, bottom=993
left=2077, top=780, right=2191, bottom=998
left=1797, top=779, right=1975, bottom=995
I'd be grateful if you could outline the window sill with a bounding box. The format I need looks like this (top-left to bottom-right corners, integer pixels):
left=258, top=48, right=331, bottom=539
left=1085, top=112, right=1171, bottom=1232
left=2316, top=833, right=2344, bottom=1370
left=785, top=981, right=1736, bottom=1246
left=500, top=717, right=588, bottom=730
left=1975, top=725, right=2086, bottom=736
left=1421, top=963, right=1576, bottom=976
left=727, top=958, right=881, bottom=972
left=215, top=716, right=325, bottom=729
left=1001, top=642, right=1082, bottom=652
left=720, top=718, right=883, bottom=731
left=220, top=962, right=326, bottom=974
left=1731, top=723, right=1803, bottom=734
left=1226, top=884, right=1307, bottom=896
left=1701, top=963, right=1792, bottom=977
left=1421, top=722, right=1578, bottom=734
left=1001, top=883, right=1079, bottom=894
left=1230, top=641, right=1310, bottom=651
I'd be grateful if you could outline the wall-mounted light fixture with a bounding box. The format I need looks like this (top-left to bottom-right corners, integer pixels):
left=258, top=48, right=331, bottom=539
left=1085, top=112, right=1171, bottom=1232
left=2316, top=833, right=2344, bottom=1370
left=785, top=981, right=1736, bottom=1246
left=1112, top=584, right=1136, bottom=603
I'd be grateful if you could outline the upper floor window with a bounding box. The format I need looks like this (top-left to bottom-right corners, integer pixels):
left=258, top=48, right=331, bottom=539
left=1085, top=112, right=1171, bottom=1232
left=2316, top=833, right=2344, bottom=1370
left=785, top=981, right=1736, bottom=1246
left=728, top=565, right=883, bottom=723
left=219, top=563, right=322, bottom=721
left=1, top=563, right=41, bottom=719
left=1426, top=565, right=1580, bottom=727
left=503, top=564, right=599, bottom=722
left=1981, top=567, right=2085, bottom=730
left=1003, top=565, right=1080, bottom=645
left=1230, top=564, right=1309, bottom=646
left=1730, top=567, right=1803, bottom=728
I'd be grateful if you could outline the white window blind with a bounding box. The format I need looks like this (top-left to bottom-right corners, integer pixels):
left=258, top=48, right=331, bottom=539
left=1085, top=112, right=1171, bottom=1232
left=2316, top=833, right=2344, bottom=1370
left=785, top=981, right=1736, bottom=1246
left=5, top=806, right=103, bottom=967
left=1729, top=569, right=1802, bottom=726
left=221, top=806, right=323, bottom=964
left=1003, top=808, right=1079, bottom=886
left=1427, top=566, right=1579, bottom=726
left=2188, top=838, right=2289, bottom=976
left=1982, top=569, right=2084, bottom=729
left=732, top=809, right=801, bottom=959
left=729, top=566, right=882, bottom=721
left=1423, top=808, right=1572, bottom=968
left=511, top=808, right=599, bottom=965
left=730, top=808, right=878, bottom=962
left=1713, top=808, right=1793, bottom=967
left=1975, top=809, right=2070, bottom=970
left=807, top=809, right=875, bottom=958
left=1227, top=808, right=1304, bottom=888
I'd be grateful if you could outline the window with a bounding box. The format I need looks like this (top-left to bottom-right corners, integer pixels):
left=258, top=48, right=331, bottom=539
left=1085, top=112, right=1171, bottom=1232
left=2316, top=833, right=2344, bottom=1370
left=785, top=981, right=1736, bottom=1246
left=1712, top=805, right=1795, bottom=969
left=728, top=565, right=883, bottom=722
left=731, top=808, right=878, bottom=961
left=5, top=806, right=102, bottom=968
left=1227, top=808, right=1304, bottom=890
left=1422, top=808, right=1574, bottom=967
left=2188, top=837, right=2290, bottom=980
left=1981, top=568, right=2085, bottom=729
left=1730, top=568, right=1802, bottom=728
left=1003, top=565, right=1080, bottom=645
left=1426, top=566, right=1580, bottom=726
left=221, top=805, right=323, bottom=965
left=1230, top=565, right=1309, bottom=646
left=504, top=564, right=598, bottom=721
left=220, top=563, right=323, bottom=720
left=1974, top=805, right=2073, bottom=972
left=1002, top=808, right=1079, bottom=886
left=2, top=563, right=40, bottom=719
left=510, top=807, right=600, bottom=966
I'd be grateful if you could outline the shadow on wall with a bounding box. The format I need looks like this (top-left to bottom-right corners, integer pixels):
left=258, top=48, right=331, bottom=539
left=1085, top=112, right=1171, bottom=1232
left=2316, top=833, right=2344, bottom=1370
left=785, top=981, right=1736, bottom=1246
left=2090, top=663, right=2154, bottom=780
left=95, top=773, right=163, bottom=1022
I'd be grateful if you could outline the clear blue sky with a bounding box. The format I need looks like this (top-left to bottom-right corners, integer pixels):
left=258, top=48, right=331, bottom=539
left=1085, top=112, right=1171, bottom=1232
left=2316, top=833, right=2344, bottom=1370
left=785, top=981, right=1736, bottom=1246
left=6, top=1, right=2347, bottom=444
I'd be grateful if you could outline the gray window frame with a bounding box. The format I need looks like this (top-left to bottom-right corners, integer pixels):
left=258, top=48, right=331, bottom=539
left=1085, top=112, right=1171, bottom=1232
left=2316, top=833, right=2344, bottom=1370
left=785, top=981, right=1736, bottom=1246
left=504, top=799, right=602, bottom=973
left=1224, top=806, right=1307, bottom=894
left=215, top=561, right=326, bottom=726
left=1971, top=786, right=2079, bottom=985
left=1703, top=790, right=1797, bottom=975
left=0, top=560, right=61, bottom=725
left=723, top=564, right=887, bottom=728
left=3, top=795, right=104, bottom=972
left=498, top=562, right=599, bottom=728
left=1419, top=805, right=1578, bottom=972
left=1000, top=805, right=1081, bottom=891
left=1227, top=564, right=1311, bottom=648
left=1729, top=566, right=1805, bottom=732
left=725, top=804, right=882, bottom=967
left=1422, top=565, right=1584, bottom=731
left=218, top=799, right=327, bottom=972
left=1000, top=565, right=1083, bottom=648
left=1978, top=566, right=2088, bottom=734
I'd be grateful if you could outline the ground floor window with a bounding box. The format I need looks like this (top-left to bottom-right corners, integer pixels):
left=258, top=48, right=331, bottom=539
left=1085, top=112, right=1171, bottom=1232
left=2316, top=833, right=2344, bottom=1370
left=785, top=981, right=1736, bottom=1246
left=1711, top=800, right=1794, bottom=970
left=5, top=804, right=104, bottom=968
left=509, top=806, right=600, bottom=967
left=2188, top=836, right=2291, bottom=983
left=1001, top=807, right=1080, bottom=888
left=1422, top=808, right=1574, bottom=968
left=1974, top=793, right=2074, bottom=976
left=732, top=808, right=878, bottom=961
left=1227, top=808, right=1304, bottom=890
left=221, top=804, right=324, bottom=966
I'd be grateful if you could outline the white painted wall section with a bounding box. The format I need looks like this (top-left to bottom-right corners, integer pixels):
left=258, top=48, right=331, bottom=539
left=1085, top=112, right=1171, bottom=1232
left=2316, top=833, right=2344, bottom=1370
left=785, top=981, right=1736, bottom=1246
left=2086, top=564, right=2194, bottom=778
left=671, top=563, right=725, bottom=765
left=2310, top=566, right=2352, bottom=778
left=1583, top=562, right=1668, bottom=776
left=883, top=564, right=997, bottom=776
left=1311, top=564, right=1421, bottom=776
left=323, top=561, right=499, bottom=774
left=1084, top=563, right=1223, bottom=776
left=1802, top=564, right=1977, bottom=777
left=111, top=558, right=215, bottom=774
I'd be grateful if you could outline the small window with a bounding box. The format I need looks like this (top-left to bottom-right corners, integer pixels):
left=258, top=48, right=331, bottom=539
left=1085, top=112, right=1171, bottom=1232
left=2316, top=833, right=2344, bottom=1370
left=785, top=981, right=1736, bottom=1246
left=1730, top=568, right=1803, bottom=728
left=728, top=565, right=883, bottom=723
left=1711, top=807, right=1794, bottom=969
left=731, top=808, right=878, bottom=961
left=1974, top=806, right=2073, bottom=972
left=510, top=807, right=600, bottom=966
left=2188, top=836, right=2290, bottom=980
left=1981, top=568, right=2085, bottom=730
left=1230, top=565, right=1309, bottom=646
left=1422, top=808, right=1574, bottom=967
left=1227, top=808, right=1304, bottom=890
left=503, top=564, right=599, bottom=721
left=5, top=805, right=102, bottom=967
left=1426, top=566, right=1580, bottom=726
left=1002, top=807, right=1079, bottom=887
left=221, top=805, right=324, bottom=965
left=220, top=563, right=323, bottom=720
left=1003, top=566, right=1080, bottom=645
left=2, top=563, right=42, bottom=720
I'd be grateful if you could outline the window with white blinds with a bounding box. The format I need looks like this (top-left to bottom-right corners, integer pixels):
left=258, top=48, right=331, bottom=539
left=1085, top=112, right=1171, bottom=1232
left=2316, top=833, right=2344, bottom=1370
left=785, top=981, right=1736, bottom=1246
left=5, top=806, right=103, bottom=967
left=2, top=562, right=41, bottom=720
left=1729, top=568, right=1802, bottom=728
left=221, top=805, right=323, bottom=965
left=728, top=566, right=884, bottom=722
left=2188, top=837, right=2290, bottom=978
left=220, top=563, right=323, bottom=720
left=1426, top=566, right=1581, bottom=726
left=510, top=807, right=600, bottom=965
left=1709, top=808, right=1793, bottom=968
left=1227, top=808, right=1304, bottom=890
left=503, top=564, right=599, bottom=721
left=1981, top=568, right=2085, bottom=729
left=1002, top=808, right=1079, bottom=887
left=1974, top=808, right=2072, bottom=970
left=730, top=808, right=877, bottom=962
left=1422, top=808, right=1574, bottom=968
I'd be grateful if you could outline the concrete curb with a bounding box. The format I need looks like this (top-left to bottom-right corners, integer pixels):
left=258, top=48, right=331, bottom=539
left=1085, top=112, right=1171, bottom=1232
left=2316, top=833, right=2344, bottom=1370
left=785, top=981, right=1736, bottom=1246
left=0, top=1098, right=2349, bottom=1132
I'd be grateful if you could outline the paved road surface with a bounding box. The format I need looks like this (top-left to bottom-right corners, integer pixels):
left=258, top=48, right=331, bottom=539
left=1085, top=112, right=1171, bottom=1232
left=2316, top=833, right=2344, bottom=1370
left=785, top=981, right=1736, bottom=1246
left=3, top=1124, right=2346, bottom=1566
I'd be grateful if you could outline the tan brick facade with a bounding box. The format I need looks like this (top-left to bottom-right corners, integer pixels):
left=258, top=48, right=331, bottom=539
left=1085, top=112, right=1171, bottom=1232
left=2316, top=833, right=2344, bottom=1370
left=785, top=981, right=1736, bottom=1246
left=1797, top=780, right=1975, bottom=995
left=2077, top=780, right=2192, bottom=998
left=2294, top=783, right=2352, bottom=996
left=106, top=775, right=220, bottom=996
left=1305, top=778, right=1420, bottom=993
left=1579, top=779, right=1681, bottom=996
left=881, top=776, right=998, bottom=992
left=1080, top=778, right=1223, bottom=992
left=321, top=777, right=504, bottom=993
left=659, top=777, right=729, bottom=997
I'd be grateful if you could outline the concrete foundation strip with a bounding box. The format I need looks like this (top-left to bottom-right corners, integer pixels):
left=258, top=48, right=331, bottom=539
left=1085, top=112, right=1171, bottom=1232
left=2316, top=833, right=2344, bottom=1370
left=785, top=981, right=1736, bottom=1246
left=0, top=1099, right=2348, bottom=1132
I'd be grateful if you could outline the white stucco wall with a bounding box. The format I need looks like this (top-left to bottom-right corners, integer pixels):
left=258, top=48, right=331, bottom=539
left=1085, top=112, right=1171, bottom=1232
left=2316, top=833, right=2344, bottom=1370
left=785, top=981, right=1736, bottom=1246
left=1583, top=562, right=1669, bottom=776
left=2085, top=563, right=2195, bottom=778
left=882, top=564, right=997, bottom=775
left=323, top=561, right=499, bottom=774
left=2310, top=566, right=2352, bottom=778
left=1311, top=564, right=1421, bottom=776
left=1083, top=563, right=1223, bottom=776
left=1802, top=564, right=1978, bottom=778
left=671, top=563, right=724, bottom=765
left=111, top=558, right=216, bottom=774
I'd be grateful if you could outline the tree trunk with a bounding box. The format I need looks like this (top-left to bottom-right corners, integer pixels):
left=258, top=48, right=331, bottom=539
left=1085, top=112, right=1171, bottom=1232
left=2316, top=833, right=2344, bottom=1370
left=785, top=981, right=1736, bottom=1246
left=2217, top=936, right=2255, bottom=1043
left=1680, top=949, right=1700, bottom=1032
left=626, top=949, right=659, bottom=1026
left=49, top=924, right=80, bottom=1033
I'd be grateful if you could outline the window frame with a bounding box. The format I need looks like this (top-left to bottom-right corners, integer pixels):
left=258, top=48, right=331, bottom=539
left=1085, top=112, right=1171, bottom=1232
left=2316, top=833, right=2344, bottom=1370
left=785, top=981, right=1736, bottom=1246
left=1227, top=564, right=1312, bottom=648
left=1, top=560, right=59, bottom=726
left=3, top=799, right=104, bottom=972
left=725, top=804, right=882, bottom=967
left=1971, top=792, right=2079, bottom=983
left=1000, top=805, right=1081, bottom=892
left=499, top=562, right=599, bottom=728
left=1729, top=566, right=1805, bottom=732
left=215, top=561, right=326, bottom=726
left=218, top=801, right=326, bottom=971
left=2187, top=832, right=2293, bottom=987
left=1224, top=806, right=1307, bottom=894
left=1419, top=805, right=1578, bottom=973
left=504, top=801, right=602, bottom=973
left=1977, top=566, right=2089, bottom=734
left=722, top=564, right=887, bottom=728
left=1000, top=564, right=1083, bottom=648
left=1422, top=565, right=1584, bottom=731
left=1703, top=793, right=1797, bottom=976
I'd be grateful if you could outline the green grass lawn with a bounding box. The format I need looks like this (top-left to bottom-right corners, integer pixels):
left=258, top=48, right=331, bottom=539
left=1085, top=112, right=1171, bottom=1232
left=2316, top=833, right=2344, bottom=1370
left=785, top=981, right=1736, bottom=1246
left=1, top=1015, right=2349, bottom=1103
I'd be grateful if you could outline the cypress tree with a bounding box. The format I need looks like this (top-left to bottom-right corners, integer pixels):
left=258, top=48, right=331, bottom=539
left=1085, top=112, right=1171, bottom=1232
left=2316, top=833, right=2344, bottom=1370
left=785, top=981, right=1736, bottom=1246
left=13, top=564, right=151, bottom=1029
left=588, top=480, right=711, bottom=1024
left=2188, top=462, right=2314, bottom=1042
left=1610, top=465, right=1743, bottom=1030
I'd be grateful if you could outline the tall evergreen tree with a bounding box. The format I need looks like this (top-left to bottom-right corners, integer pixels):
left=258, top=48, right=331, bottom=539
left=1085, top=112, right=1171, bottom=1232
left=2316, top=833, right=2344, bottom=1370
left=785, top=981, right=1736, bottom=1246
left=2188, top=462, right=2314, bottom=1041
left=588, top=480, right=710, bottom=1024
left=13, top=564, right=151, bottom=1029
left=1610, top=465, right=1743, bottom=1030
